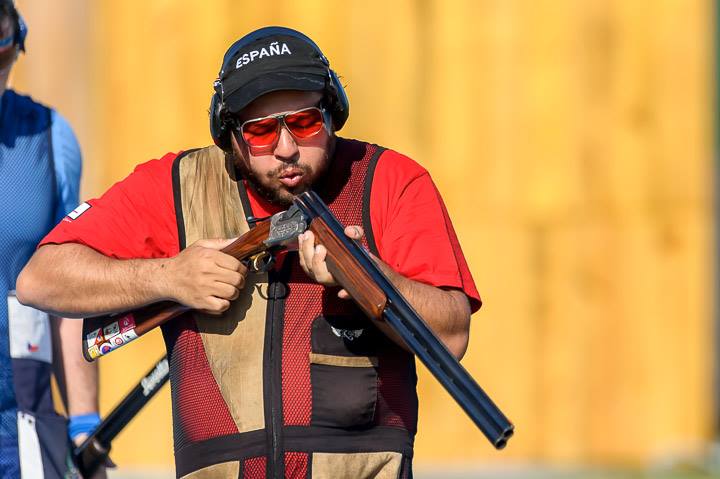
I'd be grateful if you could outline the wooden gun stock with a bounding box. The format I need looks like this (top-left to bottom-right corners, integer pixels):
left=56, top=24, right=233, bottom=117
left=82, top=219, right=277, bottom=361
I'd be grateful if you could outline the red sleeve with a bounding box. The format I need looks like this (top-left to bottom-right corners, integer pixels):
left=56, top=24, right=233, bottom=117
left=39, top=152, right=180, bottom=260
left=369, top=150, right=482, bottom=313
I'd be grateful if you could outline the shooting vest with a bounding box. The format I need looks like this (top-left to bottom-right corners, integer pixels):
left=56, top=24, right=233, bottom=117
left=0, top=90, right=75, bottom=478
left=165, top=139, right=417, bottom=479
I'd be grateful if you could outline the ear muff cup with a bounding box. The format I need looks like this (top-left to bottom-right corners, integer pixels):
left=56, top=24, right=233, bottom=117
left=209, top=85, right=230, bottom=151
left=209, top=27, right=349, bottom=151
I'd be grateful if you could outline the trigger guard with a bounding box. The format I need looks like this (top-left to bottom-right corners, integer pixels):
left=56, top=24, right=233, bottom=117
left=248, top=252, right=275, bottom=272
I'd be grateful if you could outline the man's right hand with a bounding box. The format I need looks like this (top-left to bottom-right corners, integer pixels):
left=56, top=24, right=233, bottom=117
left=161, top=238, right=248, bottom=314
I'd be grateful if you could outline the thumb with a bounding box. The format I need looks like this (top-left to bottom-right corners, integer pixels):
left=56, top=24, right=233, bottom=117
left=344, top=225, right=364, bottom=240
left=194, top=238, right=238, bottom=250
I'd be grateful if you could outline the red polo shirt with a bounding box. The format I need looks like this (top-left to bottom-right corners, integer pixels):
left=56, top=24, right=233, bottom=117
left=41, top=143, right=481, bottom=311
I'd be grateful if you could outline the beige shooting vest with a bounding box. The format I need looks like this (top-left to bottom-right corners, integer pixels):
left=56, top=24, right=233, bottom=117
left=165, top=141, right=417, bottom=479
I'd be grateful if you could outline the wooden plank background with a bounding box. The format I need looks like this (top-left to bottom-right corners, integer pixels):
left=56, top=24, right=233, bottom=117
left=12, top=0, right=713, bottom=469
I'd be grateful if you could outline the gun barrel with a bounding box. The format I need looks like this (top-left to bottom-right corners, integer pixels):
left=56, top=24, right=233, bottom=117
left=384, top=307, right=513, bottom=448
left=73, top=356, right=170, bottom=476
left=294, top=191, right=514, bottom=448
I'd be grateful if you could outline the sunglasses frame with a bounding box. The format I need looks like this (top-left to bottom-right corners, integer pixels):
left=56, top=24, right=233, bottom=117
left=234, top=105, right=328, bottom=150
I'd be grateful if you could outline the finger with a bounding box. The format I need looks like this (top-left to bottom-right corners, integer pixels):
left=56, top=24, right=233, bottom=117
left=337, top=289, right=351, bottom=300
left=237, top=261, right=248, bottom=277
left=72, top=432, right=88, bottom=447
left=212, top=269, right=244, bottom=288
left=344, top=225, right=364, bottom=240
left=202, top=297, right=230, bottom=315
left=214, top=251, right=243, bottom=271
left=212, top=281, right=239, bottom=300
left=195, top=238, right=237, bottom=251
left=298, top=232, right=308, bottom=272
left=229, top=286, right=240, bottom=301
left=299, top=231, right=317, bottom=275
left=311, top=244, right=333, bottom=284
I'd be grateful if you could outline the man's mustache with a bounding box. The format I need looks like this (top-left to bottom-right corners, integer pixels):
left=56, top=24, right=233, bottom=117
left=268, top=163, right=312, bottom=179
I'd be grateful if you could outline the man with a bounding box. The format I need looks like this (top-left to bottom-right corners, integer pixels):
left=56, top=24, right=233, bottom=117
left=17, top=27, right=481, bottom=478
left=0, top=2, right=103, bottom=478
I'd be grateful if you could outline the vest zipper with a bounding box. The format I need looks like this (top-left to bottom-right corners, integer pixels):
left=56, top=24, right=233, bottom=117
left=267, top=276, right=285, bottom=479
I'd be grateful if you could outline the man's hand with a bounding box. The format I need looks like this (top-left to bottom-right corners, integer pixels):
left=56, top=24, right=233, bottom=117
left=161, top=238, right=248, bottom=314
left=298, top=224, right=471, bottom=358
left=72, top=433, right=110, bottom=479
left=298, top=225, right=364, bottom=300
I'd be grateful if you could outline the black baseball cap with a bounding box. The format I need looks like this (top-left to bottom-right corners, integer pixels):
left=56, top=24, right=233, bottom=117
left=218, top=28, right=329, bottom=114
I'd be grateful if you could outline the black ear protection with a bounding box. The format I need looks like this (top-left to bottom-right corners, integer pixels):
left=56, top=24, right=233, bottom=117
left=0, top=1, right=27, bottom=52
left=15, top=12, right=26, bottom=52
left=209, top=26, right=349, bottom=151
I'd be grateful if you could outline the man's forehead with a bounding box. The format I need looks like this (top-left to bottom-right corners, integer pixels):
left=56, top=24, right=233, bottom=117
left=238, top=90, right=323, bottom=121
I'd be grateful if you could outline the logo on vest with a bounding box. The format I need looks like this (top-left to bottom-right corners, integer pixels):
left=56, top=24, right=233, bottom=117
left=236, top=42, right=292, bottom=69
left=331, top=326, right=364, bottom=342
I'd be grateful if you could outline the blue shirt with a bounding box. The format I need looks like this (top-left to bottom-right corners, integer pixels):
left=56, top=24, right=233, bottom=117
left=0, top=89, right=81, bottom=478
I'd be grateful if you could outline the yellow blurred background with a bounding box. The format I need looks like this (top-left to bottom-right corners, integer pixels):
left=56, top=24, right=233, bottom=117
left=10, top=0, right=715, bottom=473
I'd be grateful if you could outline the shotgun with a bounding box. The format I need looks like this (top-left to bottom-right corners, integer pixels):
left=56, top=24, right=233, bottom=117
left=72, top=356, right=170, bottom=477
left=81, top=190, right=514, bottom=448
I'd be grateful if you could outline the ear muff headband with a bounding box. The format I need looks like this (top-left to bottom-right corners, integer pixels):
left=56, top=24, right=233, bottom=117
left=209, top=27, right=349, bottom=151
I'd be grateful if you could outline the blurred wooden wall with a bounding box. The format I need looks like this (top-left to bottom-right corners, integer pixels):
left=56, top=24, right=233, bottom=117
left=12, top=0, right=713, bottom=469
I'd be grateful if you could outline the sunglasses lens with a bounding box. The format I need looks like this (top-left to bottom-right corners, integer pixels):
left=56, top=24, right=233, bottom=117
left=240, top=108, right=325, bottom=149
left=242, top=117, right=280, bottom=147
left=285, top=109, right=324, bottom=138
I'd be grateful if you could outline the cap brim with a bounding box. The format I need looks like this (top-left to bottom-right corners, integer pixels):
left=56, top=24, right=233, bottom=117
left=225, top=71, right=326, bottom=114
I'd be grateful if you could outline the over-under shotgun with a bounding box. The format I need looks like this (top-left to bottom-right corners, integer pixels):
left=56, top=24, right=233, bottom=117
left=80, top=191, right=514, bottom=448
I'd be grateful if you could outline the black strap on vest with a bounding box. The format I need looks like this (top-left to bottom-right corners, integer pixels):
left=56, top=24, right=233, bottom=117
left=234, top=172, right=267, bottom=230
left=361, top=146, right=386, bottom=257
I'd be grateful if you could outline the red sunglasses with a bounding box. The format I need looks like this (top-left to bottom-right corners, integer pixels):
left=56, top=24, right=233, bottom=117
left=235, top=106, right=327, bottom=150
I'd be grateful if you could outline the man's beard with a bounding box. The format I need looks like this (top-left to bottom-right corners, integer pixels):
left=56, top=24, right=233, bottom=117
left=234, top=157, right=318, bottom=208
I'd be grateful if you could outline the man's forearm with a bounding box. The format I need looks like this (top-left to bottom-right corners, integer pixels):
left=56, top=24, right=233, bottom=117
left=52, top=316, right=99, bottom=415
left=298, top=227, right=472, bottom=359
left=376, top=263, right=471, bottom=359
left=17, top=243, right=170, bottom=318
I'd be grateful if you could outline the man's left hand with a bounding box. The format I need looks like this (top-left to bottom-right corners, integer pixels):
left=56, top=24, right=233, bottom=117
left=297, top=225, right=364, bottom=299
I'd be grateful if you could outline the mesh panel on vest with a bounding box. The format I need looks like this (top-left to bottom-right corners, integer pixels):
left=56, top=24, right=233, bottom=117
left=281, top=273, right=321, bottom=426
left=284, top=452, right=308, bottom=479
left=281, top=140, right=376, bottom=427
left=243, top=456, right=266, bottom=479
left=163, top=316, right=238, bottom=451
left=376, top=351, right=418, bottom=431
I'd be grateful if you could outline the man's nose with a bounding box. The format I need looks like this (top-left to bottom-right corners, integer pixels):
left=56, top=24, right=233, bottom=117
left=273, top=126, right=299, bottom=162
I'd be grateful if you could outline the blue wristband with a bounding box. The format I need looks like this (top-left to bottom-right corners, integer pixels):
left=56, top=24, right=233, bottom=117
left=68, top=412, right=101, bottom=440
